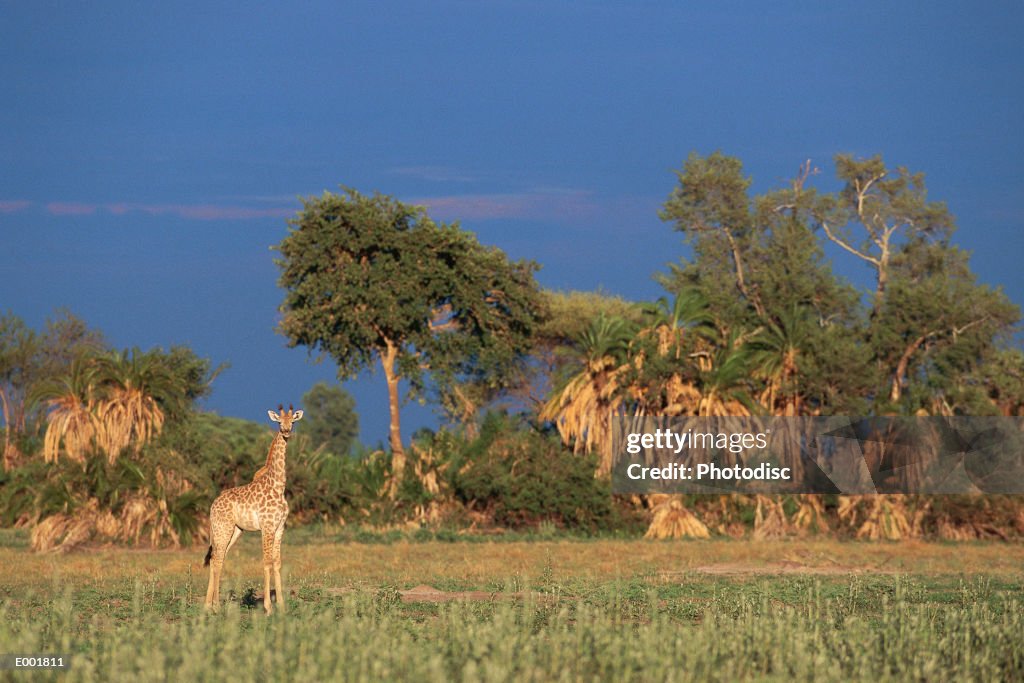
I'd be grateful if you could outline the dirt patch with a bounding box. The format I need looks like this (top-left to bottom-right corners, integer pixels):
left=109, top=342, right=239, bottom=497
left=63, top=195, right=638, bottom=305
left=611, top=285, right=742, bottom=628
left=682, top=561, right=866, bottom=576
left=399, top=584, right=545, bottom=603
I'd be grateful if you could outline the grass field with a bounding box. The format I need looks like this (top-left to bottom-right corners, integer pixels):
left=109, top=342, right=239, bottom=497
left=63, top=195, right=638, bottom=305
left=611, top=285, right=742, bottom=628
left=1, top=530, right=1022, bottom=681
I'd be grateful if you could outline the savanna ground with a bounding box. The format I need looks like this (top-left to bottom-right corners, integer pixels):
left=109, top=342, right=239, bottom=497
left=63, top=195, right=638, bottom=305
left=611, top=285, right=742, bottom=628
left=1, top=529, right=1022, bottom=682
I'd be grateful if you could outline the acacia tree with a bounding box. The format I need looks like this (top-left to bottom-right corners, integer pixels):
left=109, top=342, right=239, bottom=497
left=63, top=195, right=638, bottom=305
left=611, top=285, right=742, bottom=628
left=660, top=153, right=870, bottom=415
left=660, top=152, right=766, bottom=329
left=814, top=155, right=954, bottom=317
left=807, top=155, right=1018, bottom=413
left=275, top=189, right=543, bottom=493
left=873, top=239, right=1018, bottom=409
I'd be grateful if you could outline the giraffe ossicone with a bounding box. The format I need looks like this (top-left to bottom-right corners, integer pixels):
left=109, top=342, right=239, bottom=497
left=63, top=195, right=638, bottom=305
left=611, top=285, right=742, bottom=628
left=204, top=406, right=302, bottom=614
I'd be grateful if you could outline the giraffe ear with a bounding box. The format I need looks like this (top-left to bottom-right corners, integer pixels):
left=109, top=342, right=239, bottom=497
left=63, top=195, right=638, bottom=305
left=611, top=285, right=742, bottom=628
left=292, top=410, right=304, bottom=421
left=268, top=410, right=281, bottom=422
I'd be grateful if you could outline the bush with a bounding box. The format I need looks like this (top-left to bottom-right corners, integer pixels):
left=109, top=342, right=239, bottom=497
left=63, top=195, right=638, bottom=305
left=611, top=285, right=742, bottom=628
left=442, top=413, right=616, bottom=532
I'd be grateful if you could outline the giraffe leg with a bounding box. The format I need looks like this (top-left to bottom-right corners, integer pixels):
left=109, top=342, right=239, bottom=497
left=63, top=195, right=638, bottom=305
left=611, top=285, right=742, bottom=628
left=206, top=544, right=229, bottom=609
left=214, top=526, right=243, bottom=604
left=204, top=507, right=239, bottom=611
left=261, top=529, right=275, bottom=614
left=225, top=525, right=243, bottom=555
left=204, top=530, right=222, bottom=609
left=272, top=522, right=285, bottom=613
left=204, top=560, right=218, bottom=610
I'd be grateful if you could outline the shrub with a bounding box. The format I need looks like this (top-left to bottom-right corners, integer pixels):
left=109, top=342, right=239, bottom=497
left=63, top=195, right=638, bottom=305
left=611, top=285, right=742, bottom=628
left=443, top=413, right=615, bottom=532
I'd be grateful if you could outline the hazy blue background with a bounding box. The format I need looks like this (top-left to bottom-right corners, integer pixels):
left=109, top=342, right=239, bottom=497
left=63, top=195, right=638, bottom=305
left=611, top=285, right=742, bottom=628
left=2, top=2, right=1021, bottom=445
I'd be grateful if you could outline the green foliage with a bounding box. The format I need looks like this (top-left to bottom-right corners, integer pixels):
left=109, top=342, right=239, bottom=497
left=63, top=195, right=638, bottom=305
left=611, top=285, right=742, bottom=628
left=536, top=289, right=645, bottom=350
left=663, top=150, right=753, bottom=236
left=660, top=151, right=761, bottom=330
left=659, top=151, right=1020, bottom=416
left=494, top=289, right=645, bottom=415
left=184, top=413, right=275, bottom=490
left=874, top=239, right=1019, bottom=412
left=275, top=187, right=544, bottom=397
left=0, top=316, right=226, bottom=547
left=0, top=310, right=104, bottom=461
left=288, top=446, right=392, bottom=525
left=300, top=382, right=359, bottom=456
left=827, top=153, right=955, bottom=250
left=977, top=348, right=1024, bottom=415
left=275, top=188, right=545, bottom=482
left=443, top=413, right=616, bottom=531
left=574, top=313, right=636, bottom=366
left=0, top=458, right=70, bottom=525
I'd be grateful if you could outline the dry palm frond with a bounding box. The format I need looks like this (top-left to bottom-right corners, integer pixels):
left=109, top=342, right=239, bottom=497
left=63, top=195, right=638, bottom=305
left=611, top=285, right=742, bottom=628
left=661, top=375, right=703, bottom=416
left=155, top=465, right=192, bottom=496
left=936, top=518, right=978, bottom=541
left=540, top=358, right=628, bottom=476
left=42, top=394, right=98, bottom=464
left=752, top=495, right=788, bottom=539
left=932, top=499, right=1011, bottom=541
left=792, top=494, right=829, bottom=534
left=698, top=494, right=751, bottom=537
left=95, top=387, right=165, bottom=464
left=540, top=313, right=636, bottom=477
left=411, top=444, right=445, bottom=496
left=644, top=495, right=710, bottom=539
left=30, top=498, right=103, bottom=552
left=699, top=395, right=752, bottom=418
left=90, top=347, right=179, bottom=464
left=408, top=444, right=452, bottom=525
left=31, top=485, right=198, bottom=553
left=838, top=495, right=920, bottom=540
left=2, top=441, right=24, bottom=473
left=36, top=354, right=101, bottom=463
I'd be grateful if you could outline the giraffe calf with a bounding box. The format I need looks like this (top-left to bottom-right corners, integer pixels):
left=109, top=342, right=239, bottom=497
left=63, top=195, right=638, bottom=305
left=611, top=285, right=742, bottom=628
left=204, top=406, right=302, bottom=614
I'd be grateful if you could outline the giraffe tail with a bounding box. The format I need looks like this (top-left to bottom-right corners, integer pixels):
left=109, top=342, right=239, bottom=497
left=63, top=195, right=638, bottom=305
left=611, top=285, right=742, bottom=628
left=204, top=545, right=213, bottom=567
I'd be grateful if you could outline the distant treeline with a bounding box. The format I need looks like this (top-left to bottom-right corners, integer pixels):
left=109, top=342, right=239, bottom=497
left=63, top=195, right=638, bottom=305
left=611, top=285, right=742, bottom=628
left=2, top=152, right=1023, bottom=547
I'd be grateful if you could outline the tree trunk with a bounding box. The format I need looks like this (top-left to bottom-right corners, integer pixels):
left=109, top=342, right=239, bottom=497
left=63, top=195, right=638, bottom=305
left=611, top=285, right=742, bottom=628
left=723, top=229, right=765, bottom=318
left=871, top=257, right=889, bottom=319
left=0, top=389, right=16, bottom=472
left=890, top=333, right=930, bottom=403
left=381, top=340, right=405, bottom=497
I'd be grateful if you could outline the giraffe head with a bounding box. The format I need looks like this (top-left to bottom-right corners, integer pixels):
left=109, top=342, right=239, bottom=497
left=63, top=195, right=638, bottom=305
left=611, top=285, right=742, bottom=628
left=268, top=404, right=304, bottom=439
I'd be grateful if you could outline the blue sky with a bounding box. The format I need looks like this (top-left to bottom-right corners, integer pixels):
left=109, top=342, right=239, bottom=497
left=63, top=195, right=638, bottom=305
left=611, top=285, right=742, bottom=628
left=2, top=2, right=1022, bottom=445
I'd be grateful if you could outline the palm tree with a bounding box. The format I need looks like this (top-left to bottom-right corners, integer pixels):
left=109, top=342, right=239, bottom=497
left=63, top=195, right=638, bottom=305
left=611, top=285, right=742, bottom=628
left=540, top=314, right=635, bottom=476
left=751, top=305, right=814, bottom=416
left=93, top=348, right=182, bottom=464
left=36, top=355, right=100, bottom=464
left=695, top=339, right=757, bottom=417
left=632, top=289, right=716, bottom=417
left=640, top=289, right=757, bottom=418
left=633, top=294, right=757, bottom=539
left=750, top=306, right=832, bottom=530
left=643, top=288, right=716, bottom=356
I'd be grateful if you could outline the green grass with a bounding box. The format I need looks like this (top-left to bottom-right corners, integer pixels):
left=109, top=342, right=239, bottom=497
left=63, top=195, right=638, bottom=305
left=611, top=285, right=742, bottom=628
left=1, top=540, right=1023, bottom=681
left=1, top=574, right=1022, bottom=680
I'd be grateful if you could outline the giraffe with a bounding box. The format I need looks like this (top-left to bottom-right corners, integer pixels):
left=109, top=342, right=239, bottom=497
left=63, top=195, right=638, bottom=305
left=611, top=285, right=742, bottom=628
left=204, top=405, right=302, bottom=614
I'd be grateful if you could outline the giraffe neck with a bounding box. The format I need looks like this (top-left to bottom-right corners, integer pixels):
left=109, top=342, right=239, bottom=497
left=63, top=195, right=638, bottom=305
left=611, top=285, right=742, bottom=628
left=259, top=431, right=288, bottom=492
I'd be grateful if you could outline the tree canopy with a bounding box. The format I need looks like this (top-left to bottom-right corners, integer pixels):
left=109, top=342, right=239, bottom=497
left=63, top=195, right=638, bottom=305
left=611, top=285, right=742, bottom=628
left=658, top=151, right=1020, bottom=416
left=300, top=382, right=359, bottom=457
left=275, top=188, right=545, bottom=490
